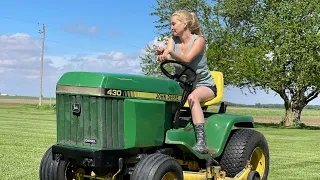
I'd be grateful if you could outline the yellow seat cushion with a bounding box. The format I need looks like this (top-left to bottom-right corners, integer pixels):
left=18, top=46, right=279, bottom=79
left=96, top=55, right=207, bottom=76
left=183, top=71, right=224, bottom=107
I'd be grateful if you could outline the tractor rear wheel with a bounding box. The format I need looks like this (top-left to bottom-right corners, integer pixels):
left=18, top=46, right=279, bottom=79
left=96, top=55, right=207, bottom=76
left=130, top=153, right=183, bottom=180
left=219, top=129, right=269, bottom=180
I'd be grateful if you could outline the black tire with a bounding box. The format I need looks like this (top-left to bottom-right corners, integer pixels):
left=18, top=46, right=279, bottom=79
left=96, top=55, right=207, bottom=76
left=247, top=170, right=261, bottom=180
left=130, top=153, right=183, bottom=180
left=219, top=129, right=269, bottom=180
left=39, top=146, right=68, bottom=180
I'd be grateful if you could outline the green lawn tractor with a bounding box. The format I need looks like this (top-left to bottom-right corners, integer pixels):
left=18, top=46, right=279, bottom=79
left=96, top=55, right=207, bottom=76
left=39, top=60, right=269, bottom=180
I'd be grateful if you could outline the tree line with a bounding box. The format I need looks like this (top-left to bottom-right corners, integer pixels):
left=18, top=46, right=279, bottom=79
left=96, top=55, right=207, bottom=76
left=225, top=102, right=320, bottom=110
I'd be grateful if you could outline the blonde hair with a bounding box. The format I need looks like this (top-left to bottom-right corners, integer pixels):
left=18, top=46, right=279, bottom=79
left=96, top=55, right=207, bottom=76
left=172, top=10, right=202, bottom=35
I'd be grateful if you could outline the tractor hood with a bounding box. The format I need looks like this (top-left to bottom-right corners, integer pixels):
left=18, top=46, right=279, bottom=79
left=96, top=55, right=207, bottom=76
left=56, top=72, right=183, bottom=101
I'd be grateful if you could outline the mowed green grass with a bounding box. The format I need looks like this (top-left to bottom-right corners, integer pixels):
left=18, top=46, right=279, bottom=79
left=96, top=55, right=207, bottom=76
left=0, top=104, right=56, bottom=180
left=0, top=104, right=320, bottom=180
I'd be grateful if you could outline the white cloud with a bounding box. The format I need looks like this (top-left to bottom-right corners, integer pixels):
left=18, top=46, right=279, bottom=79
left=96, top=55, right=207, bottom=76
left=97, top=51, right=128, bottom=60
left=0, top=33, right=144, bottom=97
left=107, top=31, right=121, bottom=37
left=24, top=75, right=39, bottom=79
left=49, top=51, right=142, bottom=75
left=61, top=19, right=99, bottom=33
left=0, top=33, right=40, bottom=51
left=0, top=60, right=17, bottom=66
left=87, top=26, right=99, bottom=33
left=0, top=33, right=41, bottom=75
left=62, top=25, right=99, bottom=33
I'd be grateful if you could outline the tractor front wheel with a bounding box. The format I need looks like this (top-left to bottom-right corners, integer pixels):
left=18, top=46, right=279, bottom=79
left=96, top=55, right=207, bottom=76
left=39, top=146, right=69, bottom=180
left=39, top=146, right=80, bottom=180
left=130, top=153, right=183, bottom=180
left=219, top=129, right=269, bottom=180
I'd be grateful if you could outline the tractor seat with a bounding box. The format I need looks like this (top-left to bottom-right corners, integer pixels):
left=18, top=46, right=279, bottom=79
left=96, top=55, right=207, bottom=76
left=183, top=71, right=224, bottom=107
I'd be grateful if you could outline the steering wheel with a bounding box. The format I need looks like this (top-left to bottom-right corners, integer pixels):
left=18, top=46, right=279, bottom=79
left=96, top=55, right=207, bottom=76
left=160, top=60, right=197, bottom=128
left=160, top=60, right=197, bottom=85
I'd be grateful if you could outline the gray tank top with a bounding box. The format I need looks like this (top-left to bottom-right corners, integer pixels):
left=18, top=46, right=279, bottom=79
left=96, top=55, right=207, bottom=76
left=172, top=34, right=215, bottom=89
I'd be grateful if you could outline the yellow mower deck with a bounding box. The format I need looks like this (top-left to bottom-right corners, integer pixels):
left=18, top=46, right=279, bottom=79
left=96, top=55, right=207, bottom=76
left=76, top=161, right=255, bottom=180
left=183, top=161, right=254, bottom=180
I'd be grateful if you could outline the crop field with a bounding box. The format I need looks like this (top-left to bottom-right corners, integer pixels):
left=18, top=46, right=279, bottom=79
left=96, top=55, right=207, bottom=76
left=0, top=96, right=55, bottom=105
left=0, top=102, right=320, bottom=180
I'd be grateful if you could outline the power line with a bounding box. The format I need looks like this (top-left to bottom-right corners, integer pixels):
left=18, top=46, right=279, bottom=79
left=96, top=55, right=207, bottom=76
left=0, top=15, right=39, bottom=24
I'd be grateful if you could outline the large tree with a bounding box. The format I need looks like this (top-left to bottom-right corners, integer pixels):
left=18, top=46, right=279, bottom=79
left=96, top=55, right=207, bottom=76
left=142, top=0, right=320, bottom=126
left=210, top=0, right=320, bottom=126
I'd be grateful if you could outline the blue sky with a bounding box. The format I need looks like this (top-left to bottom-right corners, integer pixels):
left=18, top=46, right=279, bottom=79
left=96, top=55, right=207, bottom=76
left=1, top=0, right=319, bottom=105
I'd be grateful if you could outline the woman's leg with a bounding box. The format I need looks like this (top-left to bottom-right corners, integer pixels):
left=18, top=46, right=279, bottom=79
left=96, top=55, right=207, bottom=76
left=188, top=86, right=215, bottom=153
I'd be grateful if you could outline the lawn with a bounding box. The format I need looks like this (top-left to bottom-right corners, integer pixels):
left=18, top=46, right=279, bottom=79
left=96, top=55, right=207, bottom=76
left=0, top=104, right=56, bottom=179
left=0, top=104, right=319, bottom=180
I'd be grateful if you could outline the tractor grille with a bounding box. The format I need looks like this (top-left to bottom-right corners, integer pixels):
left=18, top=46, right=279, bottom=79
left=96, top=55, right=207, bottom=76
left=56, top=94, right=124, bottom=149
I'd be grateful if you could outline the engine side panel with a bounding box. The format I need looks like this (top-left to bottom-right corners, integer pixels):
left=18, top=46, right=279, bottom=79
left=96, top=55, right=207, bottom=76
left=123, top=99, right=173, bottom=148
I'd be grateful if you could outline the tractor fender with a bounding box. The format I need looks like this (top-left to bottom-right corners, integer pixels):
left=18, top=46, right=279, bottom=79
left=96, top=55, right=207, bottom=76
left=165, top=113, right=254, bottom=159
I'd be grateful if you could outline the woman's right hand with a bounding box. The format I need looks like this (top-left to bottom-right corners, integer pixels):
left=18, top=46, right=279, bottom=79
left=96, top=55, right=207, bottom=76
left=155, top=47, right=164, bottom=55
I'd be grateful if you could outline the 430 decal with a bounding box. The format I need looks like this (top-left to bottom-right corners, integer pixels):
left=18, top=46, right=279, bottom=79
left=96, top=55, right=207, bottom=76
left=106, top=89, right=123, bottom=96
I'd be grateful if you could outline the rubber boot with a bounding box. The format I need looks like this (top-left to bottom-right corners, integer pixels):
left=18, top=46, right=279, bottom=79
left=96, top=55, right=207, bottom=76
left=192, top=123, right=208, bottom=154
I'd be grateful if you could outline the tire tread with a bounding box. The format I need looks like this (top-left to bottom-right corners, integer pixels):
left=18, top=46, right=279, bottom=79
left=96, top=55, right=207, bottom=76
left=219, top=129, right=269, bottom=179
left=131, top=153, right=183, bottom=180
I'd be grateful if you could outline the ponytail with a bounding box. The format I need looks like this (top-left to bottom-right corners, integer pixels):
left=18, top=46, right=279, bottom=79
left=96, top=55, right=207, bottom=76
left=190, top=12, right=201, bottom=35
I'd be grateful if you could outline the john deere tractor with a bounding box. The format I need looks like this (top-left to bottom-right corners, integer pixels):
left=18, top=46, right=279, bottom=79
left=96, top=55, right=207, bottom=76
left=39, top=60, right=269, bottom=180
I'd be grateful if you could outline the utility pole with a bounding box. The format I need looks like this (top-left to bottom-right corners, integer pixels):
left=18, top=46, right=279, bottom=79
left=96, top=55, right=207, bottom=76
left=39, top=24, right=45, bottom=106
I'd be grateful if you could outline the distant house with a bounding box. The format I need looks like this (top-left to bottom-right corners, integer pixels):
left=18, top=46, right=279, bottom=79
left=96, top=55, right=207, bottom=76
left=0, top=93, right=8, bottom=96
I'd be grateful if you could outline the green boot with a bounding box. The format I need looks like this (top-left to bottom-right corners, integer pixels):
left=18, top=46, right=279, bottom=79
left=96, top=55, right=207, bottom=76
left=192, top=123, right=208, bottom=154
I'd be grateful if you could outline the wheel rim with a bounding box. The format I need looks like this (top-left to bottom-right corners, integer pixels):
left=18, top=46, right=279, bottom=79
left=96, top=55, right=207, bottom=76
left=161, top=172, right=177, bottom=180
left=64, top=162, right=84, bottom=180
left=250, top=147, right=266, bottom=179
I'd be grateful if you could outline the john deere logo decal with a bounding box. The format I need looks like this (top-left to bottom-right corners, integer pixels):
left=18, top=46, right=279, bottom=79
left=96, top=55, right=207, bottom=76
left=72, top=103, right=81, bottom=114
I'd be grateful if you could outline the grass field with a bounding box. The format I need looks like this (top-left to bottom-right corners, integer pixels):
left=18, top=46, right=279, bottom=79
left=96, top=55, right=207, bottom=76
left=0, top=103, right=320, bottom=180
left=0, top=96, right=55, bottom=105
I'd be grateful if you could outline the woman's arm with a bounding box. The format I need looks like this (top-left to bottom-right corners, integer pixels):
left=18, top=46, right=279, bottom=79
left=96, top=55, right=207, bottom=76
left=158, top=37, right=174, bottom=62
left=169, top=36, right=205, bottom=63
